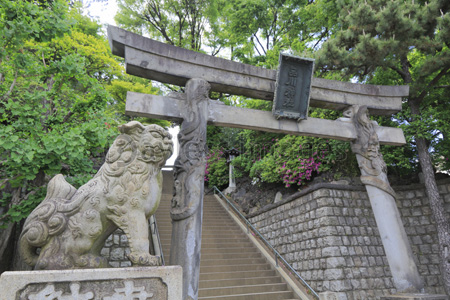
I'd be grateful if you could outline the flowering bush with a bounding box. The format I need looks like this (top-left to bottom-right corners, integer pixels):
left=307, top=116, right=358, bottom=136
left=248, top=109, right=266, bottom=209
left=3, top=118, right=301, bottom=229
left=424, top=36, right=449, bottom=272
left=232, top=134, right=357, bottom=188
left=204, top=120, right=359, bottom=189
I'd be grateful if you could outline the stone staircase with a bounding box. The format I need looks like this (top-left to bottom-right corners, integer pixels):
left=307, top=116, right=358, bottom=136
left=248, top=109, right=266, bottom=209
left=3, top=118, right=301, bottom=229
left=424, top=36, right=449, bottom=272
left=155, top=172, right=301, bottom=299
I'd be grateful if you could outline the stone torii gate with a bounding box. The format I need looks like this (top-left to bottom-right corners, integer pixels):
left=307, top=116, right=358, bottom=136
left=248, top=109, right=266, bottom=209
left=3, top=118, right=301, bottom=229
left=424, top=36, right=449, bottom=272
left=108, top=26, right=423, bottom=300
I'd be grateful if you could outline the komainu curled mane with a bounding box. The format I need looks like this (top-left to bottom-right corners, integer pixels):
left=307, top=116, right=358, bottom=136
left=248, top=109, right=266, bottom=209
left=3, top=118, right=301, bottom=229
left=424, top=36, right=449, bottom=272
left=19, top=121, right=173, bottom=270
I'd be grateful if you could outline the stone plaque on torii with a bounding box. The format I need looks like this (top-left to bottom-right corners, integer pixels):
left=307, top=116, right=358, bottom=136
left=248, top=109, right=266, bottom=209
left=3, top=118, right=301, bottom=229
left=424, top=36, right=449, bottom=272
left=108, top=26, right=423, bottom=299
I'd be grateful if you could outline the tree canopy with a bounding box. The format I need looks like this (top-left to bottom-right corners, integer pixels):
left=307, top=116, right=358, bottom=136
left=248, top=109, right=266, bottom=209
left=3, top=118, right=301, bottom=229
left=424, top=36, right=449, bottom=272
left=0, top=0, right=167, bottom=229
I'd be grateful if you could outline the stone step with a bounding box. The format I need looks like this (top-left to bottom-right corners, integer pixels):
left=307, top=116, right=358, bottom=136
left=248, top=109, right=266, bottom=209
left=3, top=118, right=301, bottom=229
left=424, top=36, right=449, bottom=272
left=198, top=290, right=295, bottom=300
left=156, top=224, right=242, bottom=230
left=160, top=237, right=249, bottom=244
left=160, top=248, right=261, bottom=256
left=199, top=283, right=289, bottom=297
left=201, top=232, right=247, bottom=238
left=201, top=252, right=262, bottom=260
left=200, top=257, right=267, bottom=267
left=199, top=247, right=260, bottom=255
left=201, top=243, right=256, bottom=249
left=160, top=249, right=262, bottom=257
left=158, top=232, right=247, bottom=239
left=156, top=221, right=237, bottom=226
left=162, top=251, right=264, bottom=262
left=198, top=237, right=251, bottom=243
left=200, top=263, right=271, bottom=273
left=155, top=221, right=241, bottom=228
left=199, top=270, right=277, bottom=281
left=156, top=212, right=233, bottom=217
left=201, top=230, right=247, bottom=235
left=199, top=276, right=282, bottom=289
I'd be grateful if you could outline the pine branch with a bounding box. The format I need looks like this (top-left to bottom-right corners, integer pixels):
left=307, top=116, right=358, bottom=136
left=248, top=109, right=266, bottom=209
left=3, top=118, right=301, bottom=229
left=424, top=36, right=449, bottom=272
left=389, top=65, right=407, bottom=79
left=312, top=28, right=330, bottom=50
left=415, top=66, right=450, bottom=104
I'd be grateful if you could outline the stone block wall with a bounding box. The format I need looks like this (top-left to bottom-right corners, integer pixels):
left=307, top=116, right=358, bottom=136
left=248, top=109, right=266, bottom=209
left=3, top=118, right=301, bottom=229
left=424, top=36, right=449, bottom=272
left=248, top=179, right=450, bottom=299
left=100, top=229, right=132, bottom=268
left=395, top=181, right=450, bottom=291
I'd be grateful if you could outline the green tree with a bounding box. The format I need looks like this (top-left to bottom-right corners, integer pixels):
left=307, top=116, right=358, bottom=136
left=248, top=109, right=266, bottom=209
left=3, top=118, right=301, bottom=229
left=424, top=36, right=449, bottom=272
left=115, top=0, right=222, bottom=53
left=0, top=0, right=120, bottom=271
left=316, top=0, right=450, bottom=293
left=214, top=0, right=339, bottom=67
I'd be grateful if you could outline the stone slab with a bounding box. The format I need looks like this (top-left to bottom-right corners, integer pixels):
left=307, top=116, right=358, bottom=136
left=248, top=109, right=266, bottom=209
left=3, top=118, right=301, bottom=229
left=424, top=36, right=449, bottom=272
left=108, top=25, right=408, bottom=115
left=0, top=266, right=182, bottom=300
left=319, top=291, right=347, bottom=300
left=125, top=91, right=406, bottom=146
left=381, top=294, right=449, bottom=300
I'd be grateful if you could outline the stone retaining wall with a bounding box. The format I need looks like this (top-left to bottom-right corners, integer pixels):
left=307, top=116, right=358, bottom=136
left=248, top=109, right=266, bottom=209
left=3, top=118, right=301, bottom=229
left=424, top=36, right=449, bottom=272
left=248, top=179, right=450, bottom=299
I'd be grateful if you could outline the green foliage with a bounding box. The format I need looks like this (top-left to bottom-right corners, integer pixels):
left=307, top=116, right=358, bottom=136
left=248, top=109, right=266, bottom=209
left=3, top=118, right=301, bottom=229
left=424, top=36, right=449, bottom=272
left=0, top=0, right=71, bottom=49
left=115, top=0, right=222, bottom=52
left=316, top=0, right=450, bottom=177
left=0, top=0, right=120, bottom=225
left=232, top=133, right=358, bottom=188
left=214, top=0, right=339, bottom=67
left=205, top=148, right=228, bottom=188
left=3, top=187, right=46, bottom=224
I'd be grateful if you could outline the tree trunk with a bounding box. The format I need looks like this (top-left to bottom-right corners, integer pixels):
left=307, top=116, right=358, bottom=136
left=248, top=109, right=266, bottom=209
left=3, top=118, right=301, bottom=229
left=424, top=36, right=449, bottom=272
left=11, top=221, right=32, bottom=271
left=410, top=100, right=450, bottom=295
left=0, top=223, right=15, bottom=273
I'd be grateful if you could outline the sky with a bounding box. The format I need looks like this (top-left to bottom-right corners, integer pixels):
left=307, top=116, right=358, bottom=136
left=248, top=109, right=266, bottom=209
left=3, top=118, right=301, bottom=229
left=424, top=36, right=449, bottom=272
left=84, top=0, right=180, bottom=167
left=83, top=0, right=118, bottom=26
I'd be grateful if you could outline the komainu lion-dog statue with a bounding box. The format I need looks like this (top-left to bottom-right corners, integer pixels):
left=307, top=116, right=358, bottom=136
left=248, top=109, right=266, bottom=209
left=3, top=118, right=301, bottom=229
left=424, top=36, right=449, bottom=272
left=19, top=121, right=173, bottom=270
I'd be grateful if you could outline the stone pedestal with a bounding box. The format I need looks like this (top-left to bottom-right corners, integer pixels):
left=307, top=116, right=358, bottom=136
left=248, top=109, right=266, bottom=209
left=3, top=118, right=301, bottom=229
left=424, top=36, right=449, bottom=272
left=223, top=186, right=236, bottom=195
left=0, top=266, right=182, bottom=300
left=381, top=294, right=449, bottom=300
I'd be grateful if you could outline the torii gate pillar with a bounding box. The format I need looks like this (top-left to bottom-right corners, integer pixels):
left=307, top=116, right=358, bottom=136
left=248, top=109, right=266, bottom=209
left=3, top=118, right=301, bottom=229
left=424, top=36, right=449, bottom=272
left=341, top=106, right=424, bottom=292
left=169, top=79, right=210, bottom=300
